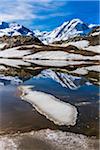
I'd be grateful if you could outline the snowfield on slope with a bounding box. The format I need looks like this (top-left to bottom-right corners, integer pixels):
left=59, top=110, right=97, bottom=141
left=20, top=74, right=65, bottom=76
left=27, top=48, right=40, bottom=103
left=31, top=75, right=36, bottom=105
left=0, top=43, right=8, bottom=49
left=35, top=19, right=93, bottom=44
left=24, top=50, right=100, bottom=60
left=0, top=47, right=31, bottom=58
left=71, top=65, right=100, bottom=75
left=25, top=59, right=92, bottom=67
left=63, top=40, right=89, bottom=49
left=83, top=45, right=100, bottom=54
left=0, top=58, right=30, bottom=68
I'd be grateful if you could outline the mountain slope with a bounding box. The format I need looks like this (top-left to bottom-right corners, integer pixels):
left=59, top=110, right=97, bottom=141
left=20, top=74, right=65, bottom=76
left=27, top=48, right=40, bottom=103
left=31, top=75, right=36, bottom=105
left=34, top=19, right=97, bottom=44
left=0, top=22, right=43, bottom=48
left=0, top=22, right=34, bottom=37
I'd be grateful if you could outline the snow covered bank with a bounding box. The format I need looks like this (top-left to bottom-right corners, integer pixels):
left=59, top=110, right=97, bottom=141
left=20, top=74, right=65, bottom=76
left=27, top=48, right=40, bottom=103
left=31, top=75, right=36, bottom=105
left=0, top=58, right=30, bottom=68
left=0, top=129, right=98, bottom=150
left=71, top=65, right=100, bottom=75
left=0, top=43, right=7, bottom=49
left=83, top=45, right=100, bottom=54
left=24, top=51, right=68, bottom=60
left=24, top=50, right=100, bottom=60
left=0, top=47, right=31, bottom=58
left=63, top=40, right=89, bottom=49
left=0, top=65, right=7, bottom=70
left=19, top=86, right=78, bottom=126
left=25, top=59, right=91, bottom=67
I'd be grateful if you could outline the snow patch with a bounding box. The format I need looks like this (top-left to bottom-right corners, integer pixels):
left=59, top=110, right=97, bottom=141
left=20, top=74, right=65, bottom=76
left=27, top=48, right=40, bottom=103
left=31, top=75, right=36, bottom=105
left=63, top=40, right=89, bottom=49
left=0, top=58, right=30, bottom=68
left=86, top=65, right=100, bottom=72
left=71, top=68, right=88, bottom=75
left=0, top=47, right=31, bottom=58
left=19, top=86, right=78, bottom=126
left=0, top=43, right=7, bottom=49
left=24, top=50, right=100, bottom=60
left=25, top=59, right=91, bottom=67
left=84, top=45, right=100, bottom=54
left=0, top=65, right=7, bottom=70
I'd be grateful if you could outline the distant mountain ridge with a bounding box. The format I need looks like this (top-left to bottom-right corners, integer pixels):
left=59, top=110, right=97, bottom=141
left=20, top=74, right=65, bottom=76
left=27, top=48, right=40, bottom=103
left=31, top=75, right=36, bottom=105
left=0, top=19, right=99, bottom=45
left=0, top=22, right=34, bottom=37
left=0, top=22, right=42, bottom=48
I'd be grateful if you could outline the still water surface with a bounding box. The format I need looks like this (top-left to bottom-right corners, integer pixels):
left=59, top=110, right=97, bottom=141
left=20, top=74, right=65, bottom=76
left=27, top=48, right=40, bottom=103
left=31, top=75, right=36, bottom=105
left=0, top=63, right=99, bottom=137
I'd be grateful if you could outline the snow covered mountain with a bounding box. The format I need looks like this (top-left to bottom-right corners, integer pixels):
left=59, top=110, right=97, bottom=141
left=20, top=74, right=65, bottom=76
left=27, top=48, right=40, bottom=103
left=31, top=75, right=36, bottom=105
left=0, top=22, right=34, bottom=37
left=34, top=19, right=97, bottom=44
left=0, top=19, right=99, bottom=45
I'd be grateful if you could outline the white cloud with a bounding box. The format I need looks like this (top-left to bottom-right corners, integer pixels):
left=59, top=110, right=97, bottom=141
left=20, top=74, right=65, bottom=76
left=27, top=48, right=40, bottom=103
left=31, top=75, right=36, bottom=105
left=0, top=0, right=37, bottom=21
left=0, top=0, right=68, bottom=22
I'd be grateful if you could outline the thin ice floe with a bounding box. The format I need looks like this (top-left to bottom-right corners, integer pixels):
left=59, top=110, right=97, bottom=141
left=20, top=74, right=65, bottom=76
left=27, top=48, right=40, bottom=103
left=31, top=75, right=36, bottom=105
left=19, top=86, right=78, bottom=126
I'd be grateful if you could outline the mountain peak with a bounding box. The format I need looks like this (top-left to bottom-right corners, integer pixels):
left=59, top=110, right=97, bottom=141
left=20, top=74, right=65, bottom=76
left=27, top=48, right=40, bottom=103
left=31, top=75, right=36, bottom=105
left=0, top=19, right=99, bottom=44
left=0, top=21, right=34, bottom=37
left=35, top=18, right=94, bottom=44
left=69, top=18, right=83, bottom=23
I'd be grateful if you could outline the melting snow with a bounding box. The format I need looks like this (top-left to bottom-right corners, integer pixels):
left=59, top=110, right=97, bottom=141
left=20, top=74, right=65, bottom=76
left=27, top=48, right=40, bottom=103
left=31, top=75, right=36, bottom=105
left=19, top=86, right=78, bottom=126
left=84, top=45, right=100, bottom=54
left=24, top=50, right=100, bottom=60
left=0, top=58, right=30, bottom=68
left=71, top=65, right=100, bottom=75
left=63, top=40, right=89, bottom=49
left=0, top=47, right=31, bottom=58
left=0, top=43, right=7, bottom=49
left=24, top=59, right=91, bottom=67
left=0, top=65, right=7, bottom=70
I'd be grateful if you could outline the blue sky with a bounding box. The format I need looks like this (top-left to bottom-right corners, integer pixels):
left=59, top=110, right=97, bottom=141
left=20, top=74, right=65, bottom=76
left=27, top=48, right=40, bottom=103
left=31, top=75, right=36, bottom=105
left=0, top=0, right=99, bottom=31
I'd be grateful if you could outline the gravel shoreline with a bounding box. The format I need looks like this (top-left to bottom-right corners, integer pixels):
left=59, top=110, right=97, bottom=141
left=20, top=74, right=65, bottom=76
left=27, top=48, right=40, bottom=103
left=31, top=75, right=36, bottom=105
left=0, top=129, right=99, bottom=150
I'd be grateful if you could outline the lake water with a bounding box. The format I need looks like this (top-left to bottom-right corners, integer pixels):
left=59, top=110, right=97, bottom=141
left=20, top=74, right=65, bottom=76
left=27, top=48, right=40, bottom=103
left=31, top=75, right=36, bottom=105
left=0, top=60, right=99, bottom=138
